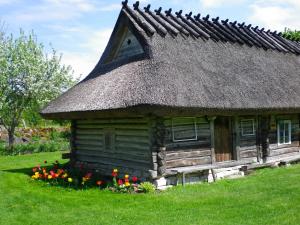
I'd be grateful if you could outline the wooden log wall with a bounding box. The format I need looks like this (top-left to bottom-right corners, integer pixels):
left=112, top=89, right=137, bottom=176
left=236, top=116, right=259, bottom=162
left=73, top=118, right=152, bottom=179
left=268, top=114, right=300, bottom=158
left=163, top=117, right=212, bottom=169
left=114, top=28, right=144, bottom=61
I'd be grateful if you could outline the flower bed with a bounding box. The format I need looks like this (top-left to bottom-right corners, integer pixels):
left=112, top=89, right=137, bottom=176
left=31, top=160, right=155, bottom=193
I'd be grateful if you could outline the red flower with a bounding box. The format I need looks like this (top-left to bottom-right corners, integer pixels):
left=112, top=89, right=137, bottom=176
left=85, top=172, right=92, bottom=178
left=96, top=180, right=103, bottom=186
left=132, top=176, right=138, bottom=183
left=112, top=172, right=117, bottom=177
left=44, top=160, right=47, bottom=164
left=118, top=179, right=123, bottom=185
left=32, top=167, right=37, bottom=173
left=124, top=178, right=129, bottom=183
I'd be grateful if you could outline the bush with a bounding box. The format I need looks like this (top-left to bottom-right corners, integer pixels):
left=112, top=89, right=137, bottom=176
left=0, top=141, right=69, bottom=155
left=139, top=182, right=156, bottom=193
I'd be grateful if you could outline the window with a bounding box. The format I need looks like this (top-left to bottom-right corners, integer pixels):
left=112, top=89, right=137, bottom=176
left=172, top=117, right=197, bottom=142
left=241, top=119, right=255, bottom=136
left=277, top=120, right=291, bottom=145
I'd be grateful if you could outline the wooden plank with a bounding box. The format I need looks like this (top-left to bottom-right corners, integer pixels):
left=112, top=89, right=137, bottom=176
left=234, top=116, right=240, bottom=161
left=269, top=147, right=300, bottom=156
left=210, top=118, right=216, bottom=163
left=76, top=155, right=151, bottom=170
left=240, top=149, right=258, bottom=158
left=115, top=130, right=149, bottom=137
left=115, top=135, right=150, bottom=144
left=77, top=124, right=149, bottom=130
left=166, top=149, right=211, bottom=161
left=76, top=118, right=148, bottom=124
left=76, top=134, right=103, bottom=141
left=76, top=150, right=150, bottom=164
left=75, top=140, right=103, bottom=147
left=76, top=129, right=104, bottom=135
left=166, top=156, right=212, bottom=168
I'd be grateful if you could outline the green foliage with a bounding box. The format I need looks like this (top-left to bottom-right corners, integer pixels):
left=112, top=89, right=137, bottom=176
left=139, top=181, right=156, bottom=193
left=0, top=141, right=69, bottom=155
left=0, top=29, right=76, bottom=147
left=283, top=28, right=300, bottom=41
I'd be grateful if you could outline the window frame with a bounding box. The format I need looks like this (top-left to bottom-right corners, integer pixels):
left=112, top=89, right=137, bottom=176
left=241, top=119, right=255, bottom=137
left=171, top=117, right=198, bottom=142
left=277, top=120, right=292, bottom=146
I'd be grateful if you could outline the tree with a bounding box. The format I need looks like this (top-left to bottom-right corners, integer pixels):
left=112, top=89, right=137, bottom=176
left=0, top=30, right=76, bottom=149
left=282, top=28, right=300, bottom=41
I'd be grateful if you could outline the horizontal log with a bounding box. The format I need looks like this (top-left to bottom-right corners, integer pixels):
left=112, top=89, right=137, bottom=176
left=115, top=142, right=150, bottom=151
left=76, top=129, right=104, bottom=135
left=270, top=147, right=300, bottom=156
left=76, top=118, right=149, bottom=124
left=166, top=156, right=211, bottom=169
left=77, top=124, right=149, bottom=130
left=115, top=135, right=149, bottom=144
left=163, top=117, right=208, bottom=126
left=115, top=130, right=149, bottom=137
left=76, top=155, right=151, bottom=170
left=76, top=150, right=150, bottom=164
left=269, top=142, right=299, bottom=150
left=75, top=140, right=103, bottom=147
left=166, top=149, right=211, bottom=161
left=76, top=134, right=103, bottom=141
left=166, top=141, right=210, bottom=150
left=240, top=149, right=257, bottom=158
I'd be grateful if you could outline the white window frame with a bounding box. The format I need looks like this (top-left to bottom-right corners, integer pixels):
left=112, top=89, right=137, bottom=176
left=172, top=117, right=198, bottom=142
left=277, top=120, right=292, bottom=145
left=241, top=119, right=255, bottom=136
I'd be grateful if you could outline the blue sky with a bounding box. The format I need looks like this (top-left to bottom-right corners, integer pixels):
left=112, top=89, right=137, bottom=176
left=0, top=0, right=299, bottom=79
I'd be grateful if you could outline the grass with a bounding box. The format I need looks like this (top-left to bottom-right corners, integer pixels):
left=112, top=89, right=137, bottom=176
left=1, top=152, right=300, bottom=225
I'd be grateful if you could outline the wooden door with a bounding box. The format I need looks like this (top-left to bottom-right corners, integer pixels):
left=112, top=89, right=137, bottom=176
left=214, top=117, right=233, bottom=162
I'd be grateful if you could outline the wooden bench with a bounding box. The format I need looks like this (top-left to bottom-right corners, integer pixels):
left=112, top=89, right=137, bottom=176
left=167, top=160, right=252, bottom=185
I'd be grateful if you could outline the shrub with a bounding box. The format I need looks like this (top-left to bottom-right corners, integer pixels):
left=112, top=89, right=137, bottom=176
left=139, top=182, right=156, bottom=193
left=0, top=141, right=69, bottom=155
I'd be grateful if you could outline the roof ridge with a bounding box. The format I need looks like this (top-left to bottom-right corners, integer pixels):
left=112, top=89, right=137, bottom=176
left=121, top=0, right=300, bottom=55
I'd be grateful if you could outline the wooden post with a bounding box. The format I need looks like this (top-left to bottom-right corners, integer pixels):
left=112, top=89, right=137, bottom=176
left=256, top=115, right=262, bottom=163
left=208, top=116, right=216, bottom=164
left=150, top=116, right=167, bottom=177
left=69, top=120, right=77, bottom=163
left=234, top=116, right=241, bottom=161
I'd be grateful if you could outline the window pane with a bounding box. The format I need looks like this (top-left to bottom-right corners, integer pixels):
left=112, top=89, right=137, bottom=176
left=241, top=119, right=255, bottom=136
left=172, top=118, right=197, bottom=141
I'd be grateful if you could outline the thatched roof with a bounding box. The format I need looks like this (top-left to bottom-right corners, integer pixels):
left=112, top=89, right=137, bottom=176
left=41, top=1, right=300, bottom=119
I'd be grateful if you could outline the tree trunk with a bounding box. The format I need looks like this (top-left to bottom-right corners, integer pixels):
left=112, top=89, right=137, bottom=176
left=8, top=127, right=15, bottom=151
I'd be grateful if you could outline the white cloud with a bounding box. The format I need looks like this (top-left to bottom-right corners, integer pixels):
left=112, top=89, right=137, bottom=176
left=249, top=0, right=300, bottom=31
left=10, top=0, right=99, bottom=22
left=200, top=0, right=245, bottom=9
left=0, top=0, right=18, bottom=5
left=60, top=28, right=113, bottom=79
left=99, top=3, right=121, bottom=12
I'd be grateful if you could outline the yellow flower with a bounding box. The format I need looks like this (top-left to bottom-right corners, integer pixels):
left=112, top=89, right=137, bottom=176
left=62, top=173, right=68, bottom=178
left=31, top=175, right=37, bottom=179
left=35, top=172, right=39, bottom=176
left=48, top=175, right=52, bottom=179
left=113, top=169, right=118, bottom=173
left=124, top=174, right=129, bottom=179
left=125, top=182, right=130, bottom=187
left=68, top=177, right=73, bottom=183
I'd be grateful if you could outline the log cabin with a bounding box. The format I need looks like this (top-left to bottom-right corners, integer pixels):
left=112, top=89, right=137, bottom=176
left=41, top=1, right=300, bottom=186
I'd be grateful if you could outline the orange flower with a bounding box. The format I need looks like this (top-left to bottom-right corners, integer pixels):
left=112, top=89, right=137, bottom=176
left=96, top=180, right=103, bottom=186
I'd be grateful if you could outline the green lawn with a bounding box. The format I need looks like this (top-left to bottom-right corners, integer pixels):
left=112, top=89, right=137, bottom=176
left=1, top=152, right=300, bottom=225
